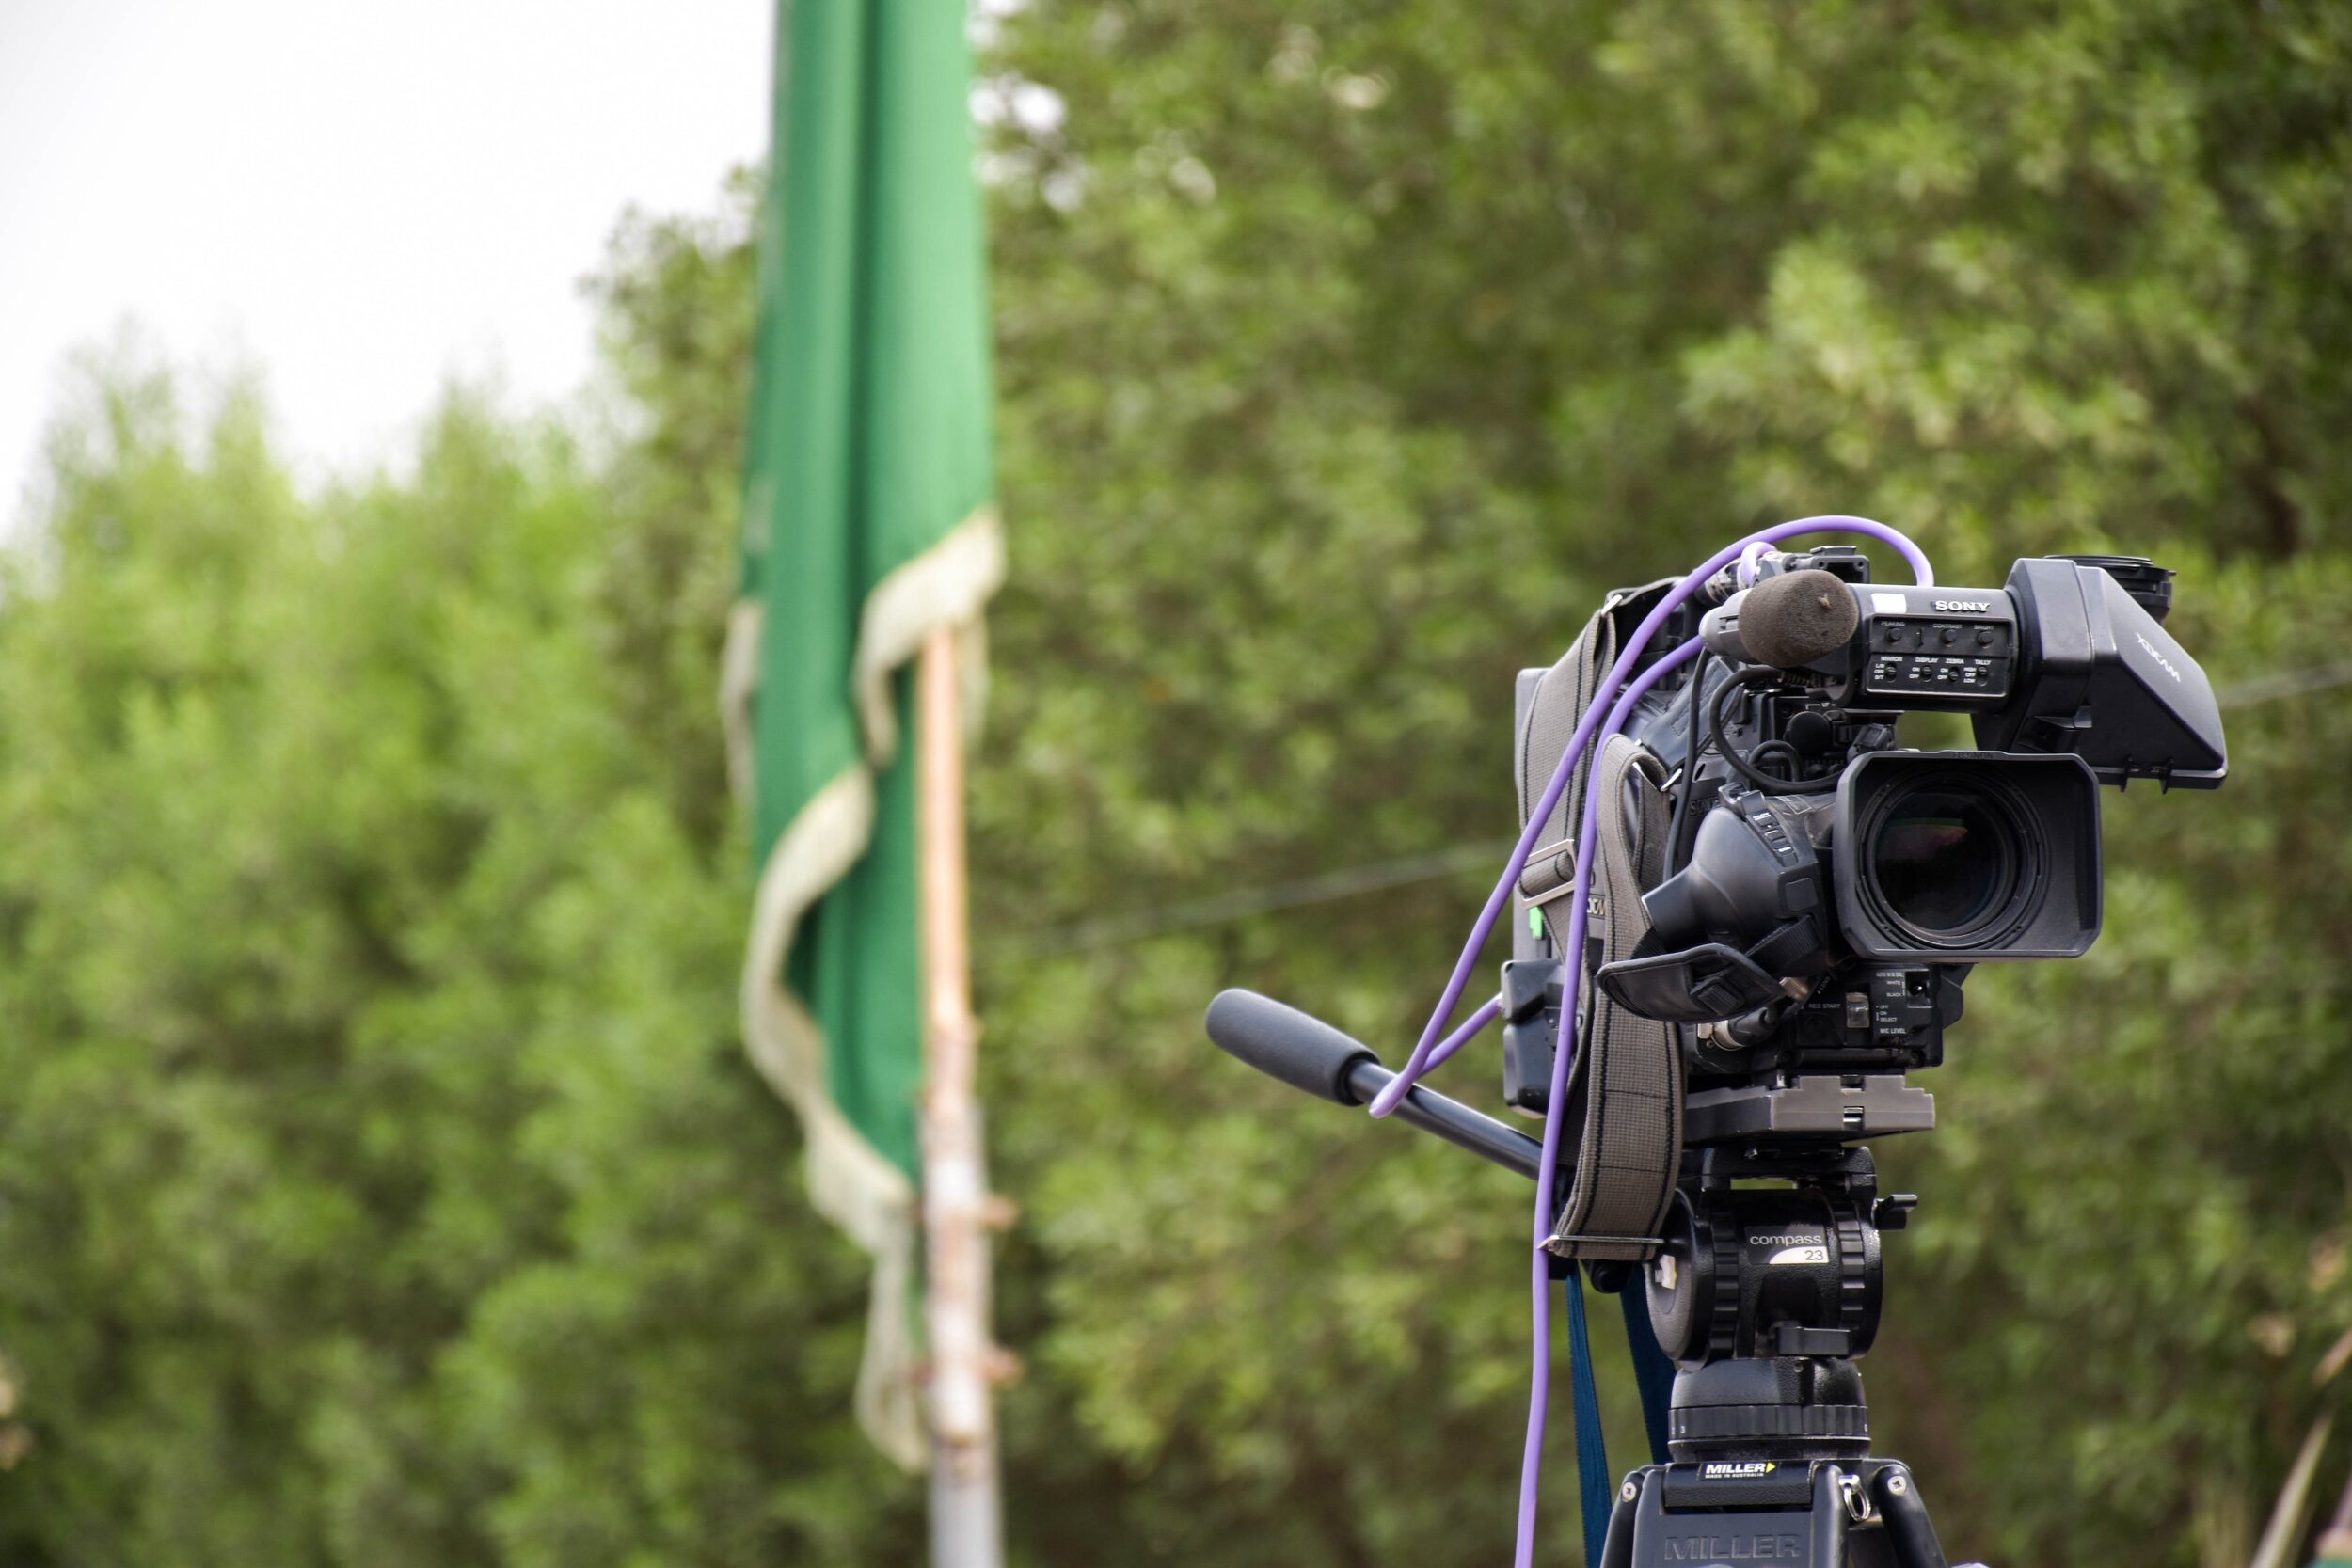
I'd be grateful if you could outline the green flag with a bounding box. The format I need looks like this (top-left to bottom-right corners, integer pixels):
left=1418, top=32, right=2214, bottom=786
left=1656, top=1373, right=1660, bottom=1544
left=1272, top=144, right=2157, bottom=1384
left=727, top=0, right=1002, bottom=1469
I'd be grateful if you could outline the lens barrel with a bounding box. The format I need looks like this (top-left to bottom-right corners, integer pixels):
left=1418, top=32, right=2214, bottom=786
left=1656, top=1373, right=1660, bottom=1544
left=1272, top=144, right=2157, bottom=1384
left=1832, top=752, right=2101, bottom=963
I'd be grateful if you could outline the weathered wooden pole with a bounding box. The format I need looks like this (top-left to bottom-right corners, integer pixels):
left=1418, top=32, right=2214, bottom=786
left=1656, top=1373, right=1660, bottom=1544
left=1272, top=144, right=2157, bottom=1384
left=915, top=625, right=1005, bottom=1568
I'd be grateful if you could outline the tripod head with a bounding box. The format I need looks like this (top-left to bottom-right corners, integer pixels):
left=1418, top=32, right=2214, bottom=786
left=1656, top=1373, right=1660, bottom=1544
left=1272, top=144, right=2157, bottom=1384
left=1208, top=991, right=1900, bottom=1447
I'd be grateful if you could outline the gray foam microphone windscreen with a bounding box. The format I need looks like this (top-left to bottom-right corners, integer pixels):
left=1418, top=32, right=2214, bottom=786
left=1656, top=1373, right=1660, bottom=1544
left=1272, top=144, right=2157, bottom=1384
left=1739, top=568, right=1861, bottom=669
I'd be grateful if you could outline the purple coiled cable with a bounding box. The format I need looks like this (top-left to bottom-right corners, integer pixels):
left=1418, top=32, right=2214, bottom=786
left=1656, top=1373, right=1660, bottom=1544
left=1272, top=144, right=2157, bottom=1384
left=1360, top=516, right=1932, bottom=1568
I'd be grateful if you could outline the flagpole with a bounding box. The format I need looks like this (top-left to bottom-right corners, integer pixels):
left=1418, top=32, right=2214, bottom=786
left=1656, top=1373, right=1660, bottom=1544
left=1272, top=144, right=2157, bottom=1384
left=915, top=624, right=1006, bottom=1568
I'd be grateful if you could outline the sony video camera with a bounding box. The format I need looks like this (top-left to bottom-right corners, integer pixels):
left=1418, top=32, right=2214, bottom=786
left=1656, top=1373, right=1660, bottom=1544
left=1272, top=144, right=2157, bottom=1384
left=1503, top=549, right=2226, bottom=1142
left=1205, top=542, right=2229, bottom=1564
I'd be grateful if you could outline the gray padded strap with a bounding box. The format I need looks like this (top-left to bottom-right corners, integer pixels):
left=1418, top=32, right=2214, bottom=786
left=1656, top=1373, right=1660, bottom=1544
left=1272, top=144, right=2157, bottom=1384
left=1514, top=588, right=1686, bottom=1260
left=1517, top=613, right=1613, bottom=905
left=1515, top=578, right=1678, bottom=911
left=1544, top=734, right=1682, bottom=1261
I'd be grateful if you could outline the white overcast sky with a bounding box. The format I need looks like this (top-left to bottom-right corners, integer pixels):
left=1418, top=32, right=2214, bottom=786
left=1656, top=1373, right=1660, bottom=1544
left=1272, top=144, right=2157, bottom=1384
left=0, top=0, right=773, bottom=524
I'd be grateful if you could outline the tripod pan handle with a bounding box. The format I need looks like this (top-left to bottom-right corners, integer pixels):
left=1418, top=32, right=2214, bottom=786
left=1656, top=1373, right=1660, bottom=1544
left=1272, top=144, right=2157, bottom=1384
left=1204, top=989, right=1379, bottom=1103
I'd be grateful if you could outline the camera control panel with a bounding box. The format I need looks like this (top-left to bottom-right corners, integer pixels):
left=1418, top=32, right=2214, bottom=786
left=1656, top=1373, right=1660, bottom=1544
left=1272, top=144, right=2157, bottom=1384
left=1851, top=586, right=2020, bottom=706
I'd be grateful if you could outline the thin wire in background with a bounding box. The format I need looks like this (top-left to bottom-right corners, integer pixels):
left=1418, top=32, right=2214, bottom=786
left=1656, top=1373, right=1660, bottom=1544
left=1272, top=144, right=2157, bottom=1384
left=990, top=658, right=2352, bottom=963
left=2212, top=658, right=2352, bottom=708
left=995, top=839, right=1521, bottom=959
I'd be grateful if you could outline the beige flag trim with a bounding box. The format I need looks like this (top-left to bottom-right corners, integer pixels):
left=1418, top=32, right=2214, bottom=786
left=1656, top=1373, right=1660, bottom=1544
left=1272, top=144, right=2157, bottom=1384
left=725, top=505, right=1006, bottom=1470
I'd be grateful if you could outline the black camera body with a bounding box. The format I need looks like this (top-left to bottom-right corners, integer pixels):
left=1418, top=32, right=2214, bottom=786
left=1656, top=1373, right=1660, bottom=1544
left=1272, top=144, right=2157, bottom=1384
left=1507, top=549, right=2225, bottom=1136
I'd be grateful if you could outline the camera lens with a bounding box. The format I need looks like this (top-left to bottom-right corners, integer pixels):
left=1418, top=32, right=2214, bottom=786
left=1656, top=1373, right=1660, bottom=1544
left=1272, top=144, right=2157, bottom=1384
left=1868, top=784, right=2020, bottom=939
left=1834, top=753, right=2100, bottom=963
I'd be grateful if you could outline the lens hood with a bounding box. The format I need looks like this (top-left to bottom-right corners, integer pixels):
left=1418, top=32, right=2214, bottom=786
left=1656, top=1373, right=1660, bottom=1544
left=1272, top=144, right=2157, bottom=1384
left=1833, top=750, right=2102, bottom=962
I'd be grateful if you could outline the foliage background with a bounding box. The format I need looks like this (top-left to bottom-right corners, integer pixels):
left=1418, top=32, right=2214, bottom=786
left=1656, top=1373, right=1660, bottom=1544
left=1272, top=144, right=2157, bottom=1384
left=0, top=2, right=2347, bottom=1565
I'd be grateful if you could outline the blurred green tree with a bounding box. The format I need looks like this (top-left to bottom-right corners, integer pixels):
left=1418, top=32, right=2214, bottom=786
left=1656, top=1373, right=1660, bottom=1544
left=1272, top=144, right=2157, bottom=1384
left=968, top=3, right=2352, bottom=1565
left=0, top=2, right=2346, bottom=1566
left=0, top=359, right=919, bottom=1566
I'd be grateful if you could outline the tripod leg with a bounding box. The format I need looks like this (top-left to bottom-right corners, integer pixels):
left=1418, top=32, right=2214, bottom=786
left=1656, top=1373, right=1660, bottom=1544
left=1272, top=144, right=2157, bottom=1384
left=1598, top=1469, right=1644, bottom=1568
left=1868, top=1464, right=1948, bottom=1568
left=1809, top=1463, right=1851, bottom=1568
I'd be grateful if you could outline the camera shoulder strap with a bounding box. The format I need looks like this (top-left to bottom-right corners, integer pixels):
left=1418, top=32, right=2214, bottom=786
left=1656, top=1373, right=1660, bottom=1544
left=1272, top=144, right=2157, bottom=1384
left=1543, top=733, right=1683, bottom=1260
left=1516, top=591, right=1684, bottom=1263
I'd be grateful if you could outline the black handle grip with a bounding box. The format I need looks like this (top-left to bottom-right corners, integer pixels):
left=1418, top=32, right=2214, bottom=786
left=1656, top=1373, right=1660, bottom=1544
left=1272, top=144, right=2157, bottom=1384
left=1205, top=989, right=1380, bottom=1104
left=1205, top=990, right=1549, bottom=1183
